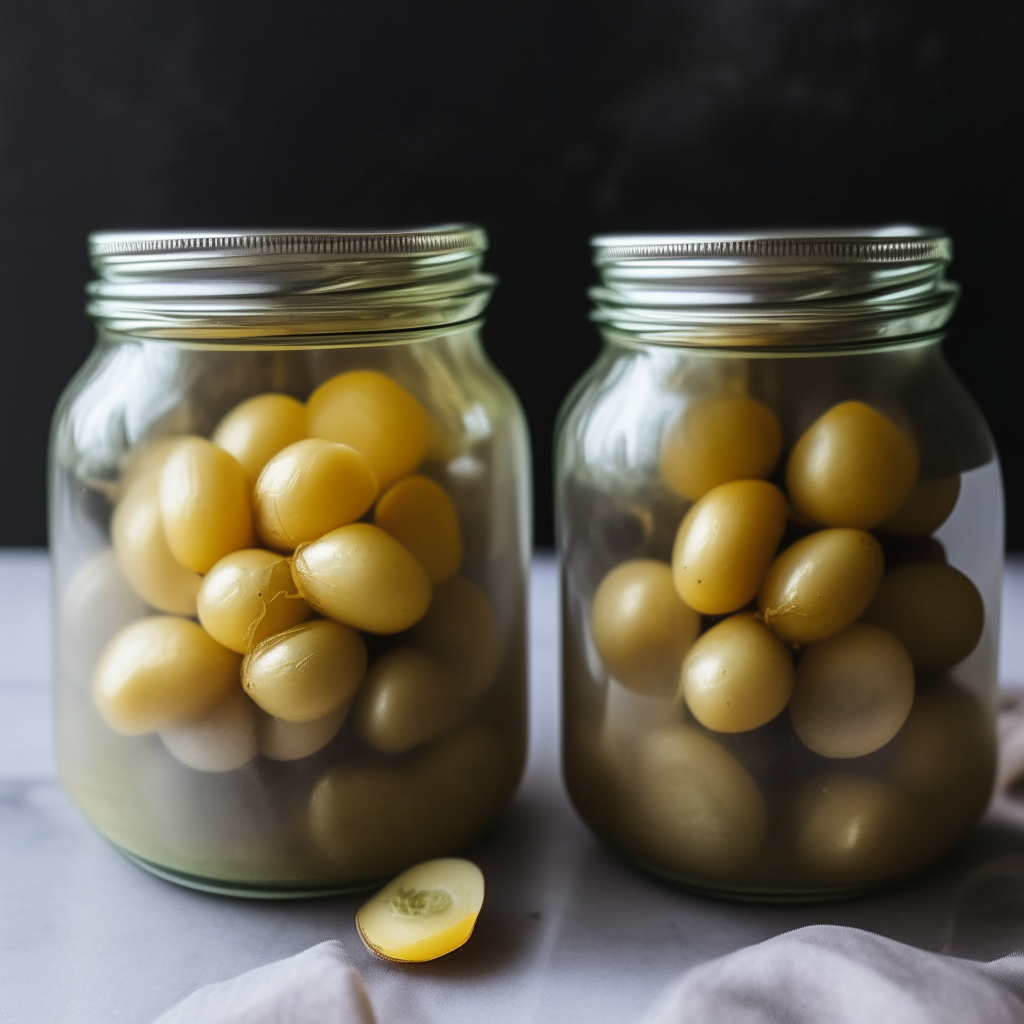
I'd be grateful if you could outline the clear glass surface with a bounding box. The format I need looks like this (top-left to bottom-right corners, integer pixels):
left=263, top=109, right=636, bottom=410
left=50, top=322, right=530, bottom=896
left=558, top=334, right=1002, bottom=900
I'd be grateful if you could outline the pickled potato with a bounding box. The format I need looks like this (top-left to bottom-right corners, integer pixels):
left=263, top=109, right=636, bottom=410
left=758, top=529, right=884, bottom=645
left=93, top=616, right=241, bottom=734
left=680, top=614, right=793, bottom=733
left=242, top=619, right=367, bottom=723
left=307, top=370, right=431, bottom=491
left=356, top=858, right=484, bottom=963
left=293, top=523, right=432, bottom=634
left=212, top=393, right=308, bottom=489
left=418, top=723, right=522, bottom=846
left=120, top=437, right=189, bottom=494
left=375, top=475, right=462, bottom=584
left=632, top=724, right=767, bottom=876
left=659, top=395, right=783, bottom=501
left=591, top=559, right=701, bottom=697
left=890, top=683, right=995, bottom=842
left=159, top=688, right=256, bottom=772
left=308, top=731, right=513, bottom=879
left=786, top=401, right=919, bottom=529
left=863, top=562, right=984, bottom=671
left=791, top=775, right=917, bottom=885
left=112, top=474, right=202, bottom=615
left=159, top=437, right=254, bottom=573
left=881, top=475, right=961, bottom=536
left=254, top=438, right=378, bottom=552
left=410, top=577, right=500, bottom=697
left=671, top=479, right=788, bottom=615
left=789, top=624, right=914, bottom=759
left=196, top=549, right=310, bottom=654
left=256, top=705, right=347, bottom=762
left=598, top=682, right=681, bottom=772
left=60, top=550, right=148, bottom=685
left=355, top=648, right=464, bottom=754
left=309, top=762, right=438, bottom=879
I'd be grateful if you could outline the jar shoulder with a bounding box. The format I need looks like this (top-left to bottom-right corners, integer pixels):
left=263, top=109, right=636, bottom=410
left=556, top=342, right=996, bottom=481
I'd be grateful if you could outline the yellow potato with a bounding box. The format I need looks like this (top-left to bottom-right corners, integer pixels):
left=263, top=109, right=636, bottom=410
left=632, top=724, right=767, bottom=877
left=410, top=577, right=500, bottom=697
left=375, top=475, right=462, bottom=584
left=159, top=687, right=256, bottom=772
left=786, top=400, right=919, bottom=528
left=256, top=705, right=347, bottom=762
left=789, top=624, right=915, bottom=758
left=418, top=723, right=523, bottom=840
left=354, top=648, right=465, bottom=754
left=659, top=395, right=783, bottom=501
left=93, top=616, right=241, bottom=734
left=58, top=550, right=148, bottom=689
left=791, top=775, right=917, bottom=886
left=254, top=438, right=378, bottom=551
left=292, top=523, right=433, bottom=634
left=307, top=369, right=431, bottom=491
left=356, top=858, right=484, bottom=963
left=758, top=528, right=884, bottom=645
left=890, top=683, right=995, bottom=843
left=679, top=614, right=794, bottom=733
left=212, top=393, right=308, bottom=489
left=591, top=559, right=701, bottom=697
left=598, top=681, right=682, bottom=772
left=159, top=437, right=254, bottom=573
left=196, top=549, right=311, bottom=654
left=880, top=475, right=961, bottom=536
left=111, top=475, right=202, bottom=615
left=862, top=562, right=984, bottom=671
left=242, top=619, right=367, bottom=723
left=671, top=479, right=788, bottom=615
left=309, top=762, right=437, bottom=879
left=120, top=437, right=190, bottom=493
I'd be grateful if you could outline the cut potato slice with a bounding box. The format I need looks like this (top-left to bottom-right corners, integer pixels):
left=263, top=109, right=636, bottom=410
left=356, top=858, right=484, bottom=963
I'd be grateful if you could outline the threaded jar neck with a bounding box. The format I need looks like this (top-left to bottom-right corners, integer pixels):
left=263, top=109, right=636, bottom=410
left=590, top=226, right=958, bottom=348
left=87, top=225, right=495, bottom=340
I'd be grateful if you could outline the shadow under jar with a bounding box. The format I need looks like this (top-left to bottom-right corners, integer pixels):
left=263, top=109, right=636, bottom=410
left=50, top=226, right=530, bottom=897
left=557, top=228, right=1002, bottom=902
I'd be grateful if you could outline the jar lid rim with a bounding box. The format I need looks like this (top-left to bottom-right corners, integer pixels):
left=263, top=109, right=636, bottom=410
left=89, top=224, right=487, bottom=259
left=591, top=226, right=950, bottom=264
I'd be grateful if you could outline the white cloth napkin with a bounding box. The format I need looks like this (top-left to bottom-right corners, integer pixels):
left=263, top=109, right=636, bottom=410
left=151, top=926, right=1024, bottom=1024
left=642, top=924, right=1024, bottom=1024
left=151, top=941, right=376, bottom=1024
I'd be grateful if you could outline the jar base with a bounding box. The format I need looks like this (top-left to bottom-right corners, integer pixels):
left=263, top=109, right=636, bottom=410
left=115, top=845, right=380, bottom=900
left=628, top=853, right=896, bottom=904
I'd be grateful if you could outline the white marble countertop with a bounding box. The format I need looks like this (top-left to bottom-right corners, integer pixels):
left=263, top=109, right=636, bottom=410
left=3, top=551, right=1024, bottom=1024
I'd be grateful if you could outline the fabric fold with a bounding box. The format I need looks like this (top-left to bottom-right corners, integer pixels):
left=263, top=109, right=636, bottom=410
left=642, top=925, right=1024, bottom=1024
left=151, top=940, right=376, bottom=1024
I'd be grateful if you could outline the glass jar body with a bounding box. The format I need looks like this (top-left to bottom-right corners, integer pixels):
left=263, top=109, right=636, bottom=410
left=50, top=323, right=530, bottom=896
left=557, top=333, right=1001, bottom=901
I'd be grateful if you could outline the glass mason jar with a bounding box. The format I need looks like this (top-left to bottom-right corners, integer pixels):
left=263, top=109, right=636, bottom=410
left=50, top=226, right=530, bottom=896
left=557, top=228, right=1001, bottom=901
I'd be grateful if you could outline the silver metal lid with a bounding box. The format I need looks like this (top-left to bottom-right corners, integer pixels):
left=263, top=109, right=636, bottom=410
left=590, top=226, right=958, bottom=347
left=87, top=225, right=495, bottom=339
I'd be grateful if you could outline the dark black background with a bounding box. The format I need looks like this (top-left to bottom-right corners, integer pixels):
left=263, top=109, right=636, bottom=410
left=0, top=0, right=1020, bottom=548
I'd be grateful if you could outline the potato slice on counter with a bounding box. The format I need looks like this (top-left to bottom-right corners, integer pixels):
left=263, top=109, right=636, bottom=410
left=356, top=858, right=484, bottom=963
